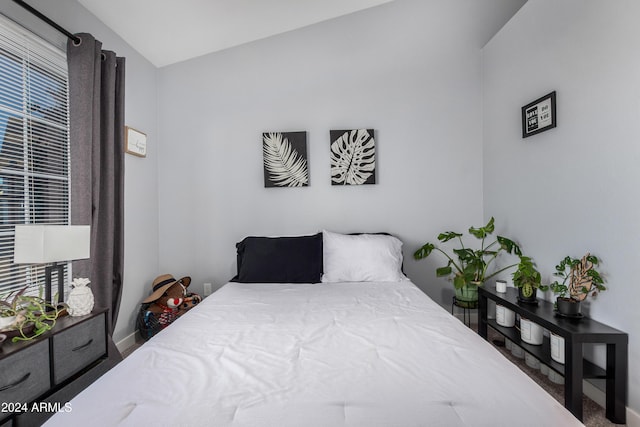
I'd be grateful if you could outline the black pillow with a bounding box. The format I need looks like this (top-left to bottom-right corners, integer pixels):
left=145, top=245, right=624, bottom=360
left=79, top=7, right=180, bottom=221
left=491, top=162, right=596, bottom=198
left=233, top=233, right=323, bottom=283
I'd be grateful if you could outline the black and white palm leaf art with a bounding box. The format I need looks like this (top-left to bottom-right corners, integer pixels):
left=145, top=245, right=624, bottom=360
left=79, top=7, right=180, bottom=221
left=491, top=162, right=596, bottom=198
left=330, top=129, right=376, bottom=185
left=263, top=132, right=309, bottom=187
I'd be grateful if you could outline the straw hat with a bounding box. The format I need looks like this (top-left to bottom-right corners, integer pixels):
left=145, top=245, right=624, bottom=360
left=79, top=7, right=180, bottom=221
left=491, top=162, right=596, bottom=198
left=143, top=274, right=191, bottom=304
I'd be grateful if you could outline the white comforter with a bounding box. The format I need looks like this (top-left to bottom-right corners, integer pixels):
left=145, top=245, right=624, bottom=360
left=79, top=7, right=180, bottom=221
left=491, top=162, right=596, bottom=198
left=46, top=281, right=582, bottom=426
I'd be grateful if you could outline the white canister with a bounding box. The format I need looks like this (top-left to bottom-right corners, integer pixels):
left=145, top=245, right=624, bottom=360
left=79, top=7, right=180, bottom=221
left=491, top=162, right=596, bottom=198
left=495, top=304, right=516, bottom=327
left=540, top=364, right=549, bottom=376
left=520, top=318, right=543, bottom=345
left=495, top=280, right=507, bottom=293
left=525, top=353, right=540, bottom=369
left=548, top=369, right=564, bottom=384
left=550, top=332, right=565, bottom=364
left=511, top=344, right=525, bottom=359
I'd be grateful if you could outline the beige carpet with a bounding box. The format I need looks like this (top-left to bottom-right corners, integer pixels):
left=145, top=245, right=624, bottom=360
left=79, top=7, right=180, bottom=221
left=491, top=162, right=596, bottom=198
left=485, top=327, right=621, bottom=427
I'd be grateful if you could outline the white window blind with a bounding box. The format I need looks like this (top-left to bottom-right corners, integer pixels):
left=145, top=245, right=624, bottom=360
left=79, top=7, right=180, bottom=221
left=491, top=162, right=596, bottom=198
left=0, top=14, right=70, bottom=297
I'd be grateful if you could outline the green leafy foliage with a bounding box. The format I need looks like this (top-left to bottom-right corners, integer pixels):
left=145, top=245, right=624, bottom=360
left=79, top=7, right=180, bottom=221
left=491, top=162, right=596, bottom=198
left=0, top=286, right=66, bottom=342
left=512, top=255, right=547, bottom=294
left=549, top=253, right=606, bottom=301
left=413, top=217, right=523, bottom=289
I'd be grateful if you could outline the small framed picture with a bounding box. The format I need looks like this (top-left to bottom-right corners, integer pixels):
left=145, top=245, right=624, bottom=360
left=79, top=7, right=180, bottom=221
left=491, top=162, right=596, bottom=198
left=521, top=91, right=556, bottom=138
left=125, top=126, right=147, bottom=157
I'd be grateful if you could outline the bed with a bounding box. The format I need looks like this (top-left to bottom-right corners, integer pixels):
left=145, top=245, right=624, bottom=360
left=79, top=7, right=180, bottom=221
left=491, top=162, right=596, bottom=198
left=45, top=231, right=582, bottom=426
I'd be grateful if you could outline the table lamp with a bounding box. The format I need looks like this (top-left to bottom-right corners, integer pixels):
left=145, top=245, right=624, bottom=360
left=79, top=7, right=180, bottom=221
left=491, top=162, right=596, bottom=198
left=13, top=225, right=90, bottom=304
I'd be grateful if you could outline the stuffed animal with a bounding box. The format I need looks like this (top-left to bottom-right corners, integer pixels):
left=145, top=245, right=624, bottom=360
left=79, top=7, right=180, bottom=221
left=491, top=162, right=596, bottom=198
left=141, top=274, right=202, bottom=330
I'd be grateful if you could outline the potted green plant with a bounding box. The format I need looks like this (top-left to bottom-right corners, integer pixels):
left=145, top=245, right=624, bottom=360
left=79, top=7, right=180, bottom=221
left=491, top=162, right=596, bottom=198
left=511, top=255, right=547, bottom=304
left=413, top=217, right=522, bottom=306
left=549, top=253, right=605, bottom=317
left=0, top=286, right=66, bottom=342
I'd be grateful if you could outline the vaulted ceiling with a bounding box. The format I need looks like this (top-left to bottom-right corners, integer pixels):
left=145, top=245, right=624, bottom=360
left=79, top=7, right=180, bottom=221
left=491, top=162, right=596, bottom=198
left=77, top=0, right=395, bottom=67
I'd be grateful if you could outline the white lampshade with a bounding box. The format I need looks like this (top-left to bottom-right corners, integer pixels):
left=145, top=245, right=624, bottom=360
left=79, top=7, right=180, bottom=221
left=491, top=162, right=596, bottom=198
left=14, top=225, right=90, bottom=264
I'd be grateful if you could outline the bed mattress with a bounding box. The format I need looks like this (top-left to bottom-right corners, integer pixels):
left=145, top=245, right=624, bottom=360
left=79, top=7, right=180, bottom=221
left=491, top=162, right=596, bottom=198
left=45, top=281, right=582, bottom=426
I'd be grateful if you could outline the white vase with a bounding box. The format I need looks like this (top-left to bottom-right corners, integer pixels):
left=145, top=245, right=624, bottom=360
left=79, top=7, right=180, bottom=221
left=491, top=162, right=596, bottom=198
left=67, top=282, right=94, bottom=317
left=520, top=317, right=543, bottom=345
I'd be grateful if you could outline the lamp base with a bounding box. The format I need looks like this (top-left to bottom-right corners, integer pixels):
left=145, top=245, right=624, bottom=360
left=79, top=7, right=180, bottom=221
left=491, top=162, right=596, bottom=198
left=45, top=262, right=65, bottom=305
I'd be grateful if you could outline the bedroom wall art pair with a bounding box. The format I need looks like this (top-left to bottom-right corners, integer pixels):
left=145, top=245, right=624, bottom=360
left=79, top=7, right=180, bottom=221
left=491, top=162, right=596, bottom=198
left=262, top=129, right=376, bottom=188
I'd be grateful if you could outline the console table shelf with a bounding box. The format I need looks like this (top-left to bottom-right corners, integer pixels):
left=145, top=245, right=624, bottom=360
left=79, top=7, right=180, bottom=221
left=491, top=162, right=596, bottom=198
left=487, top=319, right=606, bottom=379
left=478, top=285, right=627, bottom=424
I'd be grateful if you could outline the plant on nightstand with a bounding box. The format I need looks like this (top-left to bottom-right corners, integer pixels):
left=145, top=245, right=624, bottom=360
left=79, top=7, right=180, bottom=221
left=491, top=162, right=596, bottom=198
left=413, top=217, right=522, bottom=307
left=549, top=253, right=606, bottom=317
left=0, top=286, right=66, bottom=342
left=512, top=255, right=547, bottom=304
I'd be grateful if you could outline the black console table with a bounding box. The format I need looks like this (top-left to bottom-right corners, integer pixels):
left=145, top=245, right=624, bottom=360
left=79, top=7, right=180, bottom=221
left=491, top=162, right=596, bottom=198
left=478, top=285, right=627, bottom=424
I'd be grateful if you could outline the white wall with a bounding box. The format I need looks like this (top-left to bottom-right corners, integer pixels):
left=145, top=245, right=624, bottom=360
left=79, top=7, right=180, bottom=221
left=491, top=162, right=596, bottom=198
left=0, top=0, right=160, bottom=343
left=483, top=0, right=640, bottom=415
left=156, top=0, right=523, bottom=304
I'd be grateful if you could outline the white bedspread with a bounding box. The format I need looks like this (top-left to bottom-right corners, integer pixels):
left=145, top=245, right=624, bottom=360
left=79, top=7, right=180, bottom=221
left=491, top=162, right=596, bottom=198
left=45, top=281, right=582, bottom=426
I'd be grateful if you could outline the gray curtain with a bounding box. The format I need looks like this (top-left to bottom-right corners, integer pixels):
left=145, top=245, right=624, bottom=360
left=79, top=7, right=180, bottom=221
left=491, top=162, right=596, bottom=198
left=67, top=33, right=125, bottom=337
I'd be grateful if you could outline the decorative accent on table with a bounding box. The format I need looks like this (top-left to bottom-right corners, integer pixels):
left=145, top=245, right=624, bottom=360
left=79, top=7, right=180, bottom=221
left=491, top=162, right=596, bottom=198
left=125, top=126, right=147, bottom=157
left=512, top=255, right=547, bottom=304
left=330, top=129, right=376, bottom=185
left=0, top=286, right=66, bottom=342
left=413, top=217, right=524, bottom=307
left=67, top=277, right=95, bottom=316
left=520, top=317, right=543, bottom=345
left=495, top=279, right=507, bottom=293
left=263, top=131, right=309, bottom=187
left=495, top=304, right=515, bottom=327
left=522, top=91, right=556, bottom=138
left=549, top=253, right=606, bottom=318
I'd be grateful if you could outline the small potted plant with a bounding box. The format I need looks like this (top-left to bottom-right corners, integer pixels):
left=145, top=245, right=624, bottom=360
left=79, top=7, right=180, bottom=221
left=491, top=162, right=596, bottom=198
left=0, top=286, right=66, bottom=342
left=511, top=256, right=547, bottom=345
left=414, top=217, right=522, bottom=307
left=511, top=255, right=547, bottom=304
left=549, top=253, right=606, bottom=317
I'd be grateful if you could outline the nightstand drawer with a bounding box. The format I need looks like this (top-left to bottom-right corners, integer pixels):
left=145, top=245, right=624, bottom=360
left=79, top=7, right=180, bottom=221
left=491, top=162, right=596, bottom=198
left=0, top=340, right=50, bottom=407
left=52, top=314, right=106, bottom=384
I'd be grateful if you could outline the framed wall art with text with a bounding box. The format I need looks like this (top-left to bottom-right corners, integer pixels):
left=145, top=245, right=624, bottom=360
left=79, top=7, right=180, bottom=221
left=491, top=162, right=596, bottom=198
left=522, top=91, right=556, bottom=138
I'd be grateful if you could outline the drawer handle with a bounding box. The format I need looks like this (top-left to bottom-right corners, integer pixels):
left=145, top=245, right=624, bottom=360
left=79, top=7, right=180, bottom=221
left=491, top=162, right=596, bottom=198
left=72, top=338, right=94, bottom=352
left=0, top=372, right=31, bottom=392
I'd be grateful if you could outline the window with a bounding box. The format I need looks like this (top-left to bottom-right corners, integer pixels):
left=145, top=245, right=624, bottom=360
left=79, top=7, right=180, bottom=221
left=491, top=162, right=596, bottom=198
left=0, top=15, right=70, bottom=297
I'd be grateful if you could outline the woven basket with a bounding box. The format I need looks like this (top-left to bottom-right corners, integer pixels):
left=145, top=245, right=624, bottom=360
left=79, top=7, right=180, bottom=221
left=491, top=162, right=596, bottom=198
left=136, top=303, right=179, bottom=341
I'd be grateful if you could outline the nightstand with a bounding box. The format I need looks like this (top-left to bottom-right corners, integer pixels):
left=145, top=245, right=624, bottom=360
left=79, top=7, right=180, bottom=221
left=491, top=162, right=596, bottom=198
left=0, top=309, right=109, bottom=426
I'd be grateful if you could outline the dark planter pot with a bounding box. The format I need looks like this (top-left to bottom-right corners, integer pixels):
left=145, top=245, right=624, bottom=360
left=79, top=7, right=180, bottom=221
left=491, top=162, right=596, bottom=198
left=517, top=287, right=538, bottom=304
left=556, top=297, right=582, bottom=317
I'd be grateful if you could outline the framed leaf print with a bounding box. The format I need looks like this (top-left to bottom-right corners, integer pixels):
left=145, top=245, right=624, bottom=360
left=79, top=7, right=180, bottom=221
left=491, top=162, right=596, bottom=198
left=330, top=129, right=376, bottom=185
left=263, top=131, right=309, bottom=188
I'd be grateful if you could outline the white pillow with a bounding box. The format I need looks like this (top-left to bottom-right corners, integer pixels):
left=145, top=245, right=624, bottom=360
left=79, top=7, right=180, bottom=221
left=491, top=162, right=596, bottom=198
left=321, top=230, right=407, bottom=282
